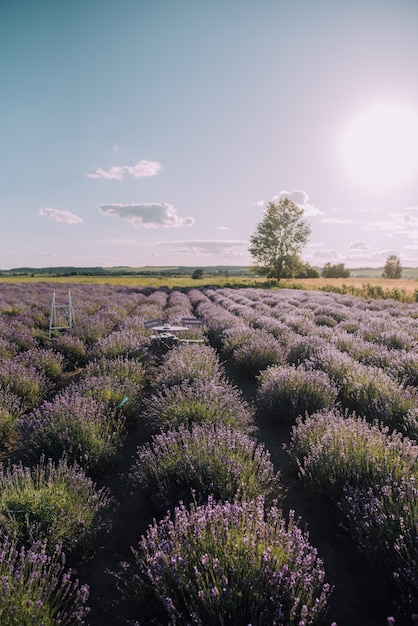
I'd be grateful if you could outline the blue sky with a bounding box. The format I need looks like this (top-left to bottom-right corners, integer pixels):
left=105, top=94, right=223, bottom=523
left=2, top=0, right=418, bottom=269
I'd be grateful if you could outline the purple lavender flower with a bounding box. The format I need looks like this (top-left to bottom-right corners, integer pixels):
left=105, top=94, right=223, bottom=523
left=130, top=422, right=282, bottom=509
left=125, top=497, right=331, bottom=625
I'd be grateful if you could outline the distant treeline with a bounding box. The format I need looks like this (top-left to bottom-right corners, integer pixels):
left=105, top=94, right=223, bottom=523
left=0, top=266, right=251, bottom=278
left=2, top=265, right=418, bottom=279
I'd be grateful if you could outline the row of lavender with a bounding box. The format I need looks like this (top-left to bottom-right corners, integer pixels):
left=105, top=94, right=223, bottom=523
left=124, top=338, right=331, bottom=624
left=0, top=281, right=416, bottom=622
left=194, top=287, right=418, bottom=623
left=0, top=283, right=166, bottom=623
left=0, top=283, right=332, bottom=624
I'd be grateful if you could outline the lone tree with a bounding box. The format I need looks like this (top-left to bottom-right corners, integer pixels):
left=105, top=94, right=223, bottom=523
left=382, top=255, right=402, bottom=279
left=249, top=198, right=311, bottom=280
left=191, top=268, right=204, bottom=280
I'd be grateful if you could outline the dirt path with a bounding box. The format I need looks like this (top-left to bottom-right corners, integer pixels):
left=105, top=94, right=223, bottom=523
left=255, top=413, right=395, bottom=626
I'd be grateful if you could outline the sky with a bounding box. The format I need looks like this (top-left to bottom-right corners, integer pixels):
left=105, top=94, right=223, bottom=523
left=2, top=0, right=418, bottom=270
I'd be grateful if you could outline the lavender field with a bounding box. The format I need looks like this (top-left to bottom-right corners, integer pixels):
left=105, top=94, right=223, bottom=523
left=0, top=281, right=416, bottom=625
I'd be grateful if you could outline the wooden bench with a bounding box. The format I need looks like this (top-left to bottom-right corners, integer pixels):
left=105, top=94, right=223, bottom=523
left=144, top=318, right=162, bottom=330
left=179, top=317, right=205, bottom=344
left=181, top=317, right=205, bottom=327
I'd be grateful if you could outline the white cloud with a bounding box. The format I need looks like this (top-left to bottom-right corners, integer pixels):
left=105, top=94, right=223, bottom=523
left=364, top=211, right=418, bottom=234
left=87, top=160, right=162, bottom=180
left=215, top=225, right=229, bottom=231
left=348, top=240, right=369, bottom=250
left=98, top=203, right=195, bottom=228
left=38, top=208, right=83, bottom=224
left=271, top=190, right=323, bottom=217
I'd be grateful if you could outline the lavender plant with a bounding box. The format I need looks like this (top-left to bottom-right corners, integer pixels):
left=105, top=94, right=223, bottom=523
left=0, top=456, right=115, bottom=560
left=124, top=497, right=331, bottom=625
left=341, top=475, right=418, bottom=622
left=142, top=379, right=255, bottom=435
left=0, top=385, right=23, bottom=444
left=256, top=365, right=338, bottom=421
left=82, top=355, right=147, bottom=388
left=17, top=347, right=64, bottom=382
left=51, top=333, right=88, bottom=369
left=91, top=329, right=148, bottom=360
left=0, top=358, right=51, bottom=411
left=76, top=375, right=143, bottom=421
left=152, top=343, right=225, bottom=388
left=18, top=389, right=125, bottom=473
left=289, top=409, right=418, bottom=501
left=231, top=331, right=286, bottom=378
left=0, top=533, right=90, bottom=625
left=130, top=423, right=281, bottom=509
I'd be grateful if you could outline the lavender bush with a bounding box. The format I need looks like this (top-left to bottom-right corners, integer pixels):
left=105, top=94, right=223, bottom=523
left=130, top=423, right=281, bottom=509
left=289, top=409, right=418, bottom=501
left=0, top=456, right=115, bottom=559
left=0, top=533, right=90, bottom=625
left=91, top=328, right=148, bottom=360
left=341, top=476, right=418, bottom=622
left=51, top=333, right=88, bottom=369
left=17, top=347, right=64, bottom=382
left=152, top=342, right=225, bottom=388
left=256, top=365, right=338, bottom=421
left=124, top=497, right=331, bottom=625
left=76, top=375, right=143, bottom=422
left=0, top=385, right=23, bottom=444
left=82, top=355, right=147, bottom=388
left=335, top=365, right=418, bottom=435
left=230, top=331, right=286, bottom=378
left=0, top=358, right=51, bottom=411
left=142, top=379, right=255, bottom=435
left=18, top=389, right=126, bottom=473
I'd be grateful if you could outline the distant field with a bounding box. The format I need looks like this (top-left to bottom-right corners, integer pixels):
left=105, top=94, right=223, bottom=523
left=1, top=273, right=418, bottom=300
left=0, top=274, right=256, bottom=288
left=289, top=276, right=418, bottom=298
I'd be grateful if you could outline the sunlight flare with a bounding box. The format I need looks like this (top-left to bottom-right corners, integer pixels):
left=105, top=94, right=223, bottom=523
left=340, top=102, right=418, bottom=193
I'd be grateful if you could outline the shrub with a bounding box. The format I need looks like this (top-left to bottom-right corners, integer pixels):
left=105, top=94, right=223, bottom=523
left=142, top=379, right=255, bottom=435
left=308, top=347, right=418, bottom=435
left=0, top=457, right=115, bottom=560
left=231, top=331, right=286, bottom=378
left=82, top=356, right=146, bottom=389
left=288, top=409, right=418, bottom=501
left=91, top=329, right=147, bottom=360
left=52, top=333, right=88, bottom=369
left=256, top=365, right=338, bottom=421
left=341, top=475, right=418, bottom=621
left=76, top=375, right=143, bottom=422
left=336, top=365, right=418, bottom=435
left=123, top=497, right=331, bottom=625
left=0, top=359, right=51, bottom=411
left=0, top=533, right=90, bottom=625
left=152, top=343, right=225, bottom=388
left=17, top=348, right=64, bottom=382
left=18, top=389, right=125, bottom=473
left=0, top=385, right=23, bottom=445
left=130, top=423, right=281, bottom=510
left=220, top=325, right=257, bottom=357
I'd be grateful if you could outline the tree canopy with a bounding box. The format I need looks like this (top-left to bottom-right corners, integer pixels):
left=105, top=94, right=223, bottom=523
left=322, top=262, right=350, bottom=278
left=249, top=198, right=311, bottom=280
left=382, top=255, right=402, bottom=279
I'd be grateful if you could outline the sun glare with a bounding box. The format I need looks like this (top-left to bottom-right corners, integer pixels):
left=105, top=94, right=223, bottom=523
left=340, top=102, right=418, bottom=193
